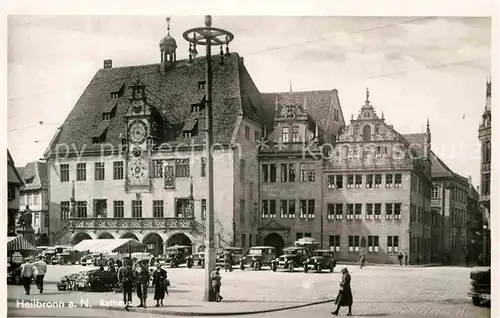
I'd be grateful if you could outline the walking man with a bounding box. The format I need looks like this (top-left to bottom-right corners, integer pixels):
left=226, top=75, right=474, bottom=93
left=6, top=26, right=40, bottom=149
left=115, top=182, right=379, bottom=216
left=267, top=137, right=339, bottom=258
left=135, top=260, right=150, bottom=308
left=210, top=266, right=223, bottom=302
left=359, top=252, right=366, bottom=269
left=118, top=258, right=134, bottom=311
left=20, top=258, right=34, bottom=295
left=33, top=256, right=47, bottom=293
left=404, top=252, right=408, bottom=266
left=397, top=252, right=403, bottom=266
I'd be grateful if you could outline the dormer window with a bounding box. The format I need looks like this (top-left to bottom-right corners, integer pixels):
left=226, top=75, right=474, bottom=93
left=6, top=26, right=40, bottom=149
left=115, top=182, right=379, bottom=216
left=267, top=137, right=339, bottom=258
left=91, top=122, right=109, bottom=144
left=182, top=120, right=198, bottom=138
left=110, top=83, right=125, bottom=99
left=102, top=102, right=117, bottom=120
left=103, top=113, right=111, bottom=120
left=282, top=127, right=289, bottom=143
left=292, top=126, right=300, bottom=142
left=191, top=96, right=206, bottom=113
left=198, top=81, right=206, bottom=90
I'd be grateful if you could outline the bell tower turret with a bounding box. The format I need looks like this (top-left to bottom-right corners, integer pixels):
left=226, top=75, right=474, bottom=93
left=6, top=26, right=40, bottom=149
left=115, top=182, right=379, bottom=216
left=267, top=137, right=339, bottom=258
left=159, top=17, right=177, bottom=74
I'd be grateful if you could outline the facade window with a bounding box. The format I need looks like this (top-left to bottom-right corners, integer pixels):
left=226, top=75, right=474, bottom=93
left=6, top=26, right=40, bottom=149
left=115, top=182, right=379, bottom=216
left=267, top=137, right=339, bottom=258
left=328, top=175, right=335, bottom=189
left=385, top=203, right=393, bottom=219
left=269, top=164, right=277, bottom=182
left=113, top=201, right=124, bottom=218
left=282, top=127, right=289, bottom=143
left=335, top=204, right=343, bottom=220
left=394, top=203, right=401, bottom=220
left=201, top=158, right=206, bottom=177
left=153, top=200, right=164, bottom=217
left=269, top=200, right=276, bottom=218
left=255, top=131, right=260, bottom=141
left=262, top=200, right=276, bottom=219
left=307, top=200, right=315, bottom=219
left=387, top=236, right=399, bottom=253
left=34, top=213, right=40, bottom=226
left=366, top=174, right=373, bottom=188
left=366, top=203, right=373, bottom=219
left=262, top=164, right=269, bottom=182
left=354, top=204, right=362, bottom=220
left=348, top=235, right=360, bottom=252
left=300, top=164, right=307, bottom=182
left=386, top=174, right=393, bottom=187
left=175, top=159, right=190, bottom=177
left=132, top=200, right=143, bottom=218
left=355, top=175, right=362, bottom=188
left=394, top=174, right=402, bottom=187
left=27, top=195, right=33, bottom=206
left=287, top=200, right=296, bottom=218
left=76, top=201, right=87, bottom=218
left=346, top=204, right=354, bottom=220
left=262, top=200, right=269, bottom=218
left=334, top=109, right=339, bottom=122
left=308, top=164, right=315, bottom=182
left=336, top=175, right=343, bottom=189
left=33, top=194, right=39, bottom=205
left=94, top=199, right=107, bottom=217
left=201, top=199, right=206, bottom=220
left=374, top=174, right=382, bottom=188
left=94, top=162, right=105, bottom=180
left=281, top=164, right=288, bottom=182
left=61, top=201, right=70, bottom=220
left=175, top=199, right=190, bottom=218
left=300, top=200, right=307, bottom=219
left=240, top=159, right=245, bottom=180
left=367, top=236, right=379, bottom=253
left=327, top=204, right=335, bottom=220
left=410, top=204, right=416, bottom=221
left=20, top=195, right=25, bottom=205
left=60, top=164, right=70, bottom=182
left=240, top=199, right=245, bottom=224
left=76, top=163, right=86, bottom=181
left=245, top=126, right=250, bottom=140
left=374, top=203, right=382, bottom=219
left=292, top=126, right=299, bottom=142
left=329, top=235, right=340, bottom=251
left=288, top=164, right=296, bottom=182
left=482, top=173, right=490, bottom=196
left=153, top=160, right=164, bottom=178
left=347, top=175, right=354, bottom=188
left=280, top=200, right=287, bottom=219
left=113, top=161, right=124, bottom=180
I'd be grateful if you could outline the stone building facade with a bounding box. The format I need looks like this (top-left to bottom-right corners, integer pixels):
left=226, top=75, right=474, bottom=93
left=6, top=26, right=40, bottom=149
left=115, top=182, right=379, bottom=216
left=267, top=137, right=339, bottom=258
left=7, top=150, right=24, bottom=236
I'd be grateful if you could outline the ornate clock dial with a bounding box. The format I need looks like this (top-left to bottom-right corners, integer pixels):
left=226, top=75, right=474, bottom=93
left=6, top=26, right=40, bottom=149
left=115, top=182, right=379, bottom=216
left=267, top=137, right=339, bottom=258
left=128, top=157, right=148, bottom=183
left=129, top=120, right=147, bottom=144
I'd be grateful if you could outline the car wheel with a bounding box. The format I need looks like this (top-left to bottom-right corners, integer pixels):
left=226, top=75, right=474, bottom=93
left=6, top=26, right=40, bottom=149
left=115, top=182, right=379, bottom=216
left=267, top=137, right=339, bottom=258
left=240, top=263, right=245, bottom=270
left=317, top=265, right=322, bottom=272
left=253, top=261, right=261, bottom=270
left=304, top=265, right=308, bottom=273
left=289, top=263, right=294, bottom=272
left=330, top=265, right=334, bottom=272
left=187, top=262, right=193, bottom=269
left=272, top=263, right=277, bottom=272
left=71, top=261, right=76, bottom=265
left=472, top=297, right=481, bottom=306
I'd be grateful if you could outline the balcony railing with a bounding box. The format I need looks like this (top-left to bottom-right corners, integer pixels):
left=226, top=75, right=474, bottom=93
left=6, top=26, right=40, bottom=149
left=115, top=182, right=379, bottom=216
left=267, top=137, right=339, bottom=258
left=70, top=217, right=206, bottom=235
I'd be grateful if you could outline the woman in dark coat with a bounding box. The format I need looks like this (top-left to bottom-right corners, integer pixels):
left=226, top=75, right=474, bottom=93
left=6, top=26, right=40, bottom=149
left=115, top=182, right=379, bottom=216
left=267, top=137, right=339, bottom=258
left=332, top=267, right=353, bottom=316
left=152, top=263, right=167, bottom=307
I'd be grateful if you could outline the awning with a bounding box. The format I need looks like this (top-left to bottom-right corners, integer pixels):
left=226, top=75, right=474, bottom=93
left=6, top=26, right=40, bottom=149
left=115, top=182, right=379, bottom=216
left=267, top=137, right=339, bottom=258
left=72, top=239, right=146, bottom=254
left=7, top=236, right=37, bottom=252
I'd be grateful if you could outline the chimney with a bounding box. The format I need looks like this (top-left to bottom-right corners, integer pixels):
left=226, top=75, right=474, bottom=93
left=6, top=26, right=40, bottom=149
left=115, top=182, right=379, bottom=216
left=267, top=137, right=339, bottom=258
left=468, top=175, right=472, bottom=185
left=240, top=57, right=244, bottom=64
left=104, top=59, right=112, bottom=69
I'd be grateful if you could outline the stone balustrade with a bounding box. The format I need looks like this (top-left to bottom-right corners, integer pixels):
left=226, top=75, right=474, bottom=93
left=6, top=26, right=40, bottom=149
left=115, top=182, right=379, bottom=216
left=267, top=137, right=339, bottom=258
left=70, top=217, right=205, bottom=234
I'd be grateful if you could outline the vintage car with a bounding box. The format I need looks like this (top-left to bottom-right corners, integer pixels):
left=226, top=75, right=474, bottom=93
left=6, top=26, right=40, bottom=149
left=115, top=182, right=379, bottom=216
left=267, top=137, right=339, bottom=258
left=468, top=266, right=491, bottom=306
left=303, top=250, right=336, bottom=273
left=165, top=245, right=192, bottom=268
left=187, top=252, right=205, bottom=268
left=52, top=250, right=85, bottom=265
left=80, top=254, right=100, bottom=266
left=273, top=246, right=309, bottom=272
left=242, top=246, right=276, bottom=270
left=215, top=247, right=245, bottom=270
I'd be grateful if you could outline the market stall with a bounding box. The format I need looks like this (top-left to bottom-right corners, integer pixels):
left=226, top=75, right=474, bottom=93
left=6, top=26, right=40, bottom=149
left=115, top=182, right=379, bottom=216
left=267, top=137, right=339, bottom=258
left=7, top=236, right=37, bottom=285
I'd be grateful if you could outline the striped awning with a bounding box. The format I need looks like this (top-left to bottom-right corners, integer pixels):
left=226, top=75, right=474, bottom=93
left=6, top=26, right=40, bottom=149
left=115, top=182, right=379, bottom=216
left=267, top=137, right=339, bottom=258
left=7, top=236, right=37, bottom=252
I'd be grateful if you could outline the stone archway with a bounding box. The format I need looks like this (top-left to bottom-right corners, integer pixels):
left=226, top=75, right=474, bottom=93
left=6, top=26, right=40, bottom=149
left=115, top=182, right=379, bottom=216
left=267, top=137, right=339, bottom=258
left=71, top=232, right=94, bottom=245
left=97, top=232, right=115, bottom=239
left=120, top=232, right=139, bottom=240
left=264, top=232, right=285, bottom=256
left=143, top=232, right=164, bottom=256
left=166, top=233, right=192, bottom=247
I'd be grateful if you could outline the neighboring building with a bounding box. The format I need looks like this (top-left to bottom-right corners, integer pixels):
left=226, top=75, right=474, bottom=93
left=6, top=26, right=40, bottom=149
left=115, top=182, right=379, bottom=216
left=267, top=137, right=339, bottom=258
left=17, top=161, right=50, bottom=245
left=258, top=89, right=345, bottom=254
left=7, top=150, right=24, bottom=236
left=429, top=151, right=469, bottom=264
left=478, top=78, right=491, bottom=264
left=322, top=91, right=432, bottom=264
left=44, top=21, right=263, bottom=254
left=466, top=177, right=482, bottom=264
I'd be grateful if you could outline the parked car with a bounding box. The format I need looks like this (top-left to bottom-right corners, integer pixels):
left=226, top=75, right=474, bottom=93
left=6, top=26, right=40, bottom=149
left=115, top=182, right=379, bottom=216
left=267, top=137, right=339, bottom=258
left=188, top=252, right=205, bottom=268
left=303, top=250, right=336, bottom=273
left=165, top=245, right=192, bottom=268
left=468, top=266, right=491, bottom=306
left=52, top=250, right=85, bottom=265
left=215, top=247, right=245, bottom=270
left=80, top=254, right=101, bottom=266
left=273, top=246, right=309, bottom=272
left=242, top=246, right=276, bottom=270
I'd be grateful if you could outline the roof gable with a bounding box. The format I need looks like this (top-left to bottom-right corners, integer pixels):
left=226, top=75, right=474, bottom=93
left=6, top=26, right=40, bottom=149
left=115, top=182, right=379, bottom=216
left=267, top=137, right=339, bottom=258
left=18, top=161, right=48, bottom=191
left=7, top=150, right=23, bottom=185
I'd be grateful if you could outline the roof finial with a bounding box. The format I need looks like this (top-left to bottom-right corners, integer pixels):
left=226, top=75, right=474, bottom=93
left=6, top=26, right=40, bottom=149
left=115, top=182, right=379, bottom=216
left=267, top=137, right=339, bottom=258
left=289, top=80, right=292, bottom=93
left=166, top=17, right=171, bottom=35
left=365, top=87, right=370, bottom=105
left=381, top=111, right=385, bottom=120
left=426, top=117, right=430, bottom=133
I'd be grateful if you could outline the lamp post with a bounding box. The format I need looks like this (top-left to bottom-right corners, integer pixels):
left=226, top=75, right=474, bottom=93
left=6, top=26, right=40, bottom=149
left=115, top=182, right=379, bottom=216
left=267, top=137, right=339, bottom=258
left=183, top=15, right=234, bottom=302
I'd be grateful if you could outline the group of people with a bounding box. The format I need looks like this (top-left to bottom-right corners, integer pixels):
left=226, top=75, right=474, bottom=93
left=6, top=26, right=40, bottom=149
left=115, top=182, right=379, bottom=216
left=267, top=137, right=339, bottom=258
left=19, top=256, right=47, bottom=295
left=117, top=258, right=169, bottom=310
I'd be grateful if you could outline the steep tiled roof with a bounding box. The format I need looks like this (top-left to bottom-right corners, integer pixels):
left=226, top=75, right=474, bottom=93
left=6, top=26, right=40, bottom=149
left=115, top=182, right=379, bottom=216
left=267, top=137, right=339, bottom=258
left=48, top=53, right=259, bottom=154
left=7, top=150, right=23, bottom=185
left=429, top=150, right=468, bottom=184
left=18, top=161, right=48, bottom=191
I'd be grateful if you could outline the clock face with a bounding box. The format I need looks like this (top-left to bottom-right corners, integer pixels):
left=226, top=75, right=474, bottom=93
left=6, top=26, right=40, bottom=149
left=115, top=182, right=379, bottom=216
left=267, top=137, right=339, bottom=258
left=129, top=120, right=148, bottom=144
left=128, top=157, right=148, bottom=183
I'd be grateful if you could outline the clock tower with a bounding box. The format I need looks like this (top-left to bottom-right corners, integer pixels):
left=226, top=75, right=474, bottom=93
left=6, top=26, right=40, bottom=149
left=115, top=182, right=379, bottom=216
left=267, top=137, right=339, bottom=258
left=123, top=78, right=162, bottom=193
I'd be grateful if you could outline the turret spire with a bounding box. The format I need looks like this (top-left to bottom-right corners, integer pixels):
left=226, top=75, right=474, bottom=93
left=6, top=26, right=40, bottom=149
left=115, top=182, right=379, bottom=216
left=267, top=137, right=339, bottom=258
left=167, top=17, right=171, bottom=35
left=289, top=80, right=292, bottom=93
left=365, top=87, right=370, bottom=106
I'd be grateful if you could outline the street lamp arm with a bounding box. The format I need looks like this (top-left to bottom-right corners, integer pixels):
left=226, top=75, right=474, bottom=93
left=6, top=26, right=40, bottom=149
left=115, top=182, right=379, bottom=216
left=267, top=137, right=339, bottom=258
left=183, top=27, right=234, bottom=46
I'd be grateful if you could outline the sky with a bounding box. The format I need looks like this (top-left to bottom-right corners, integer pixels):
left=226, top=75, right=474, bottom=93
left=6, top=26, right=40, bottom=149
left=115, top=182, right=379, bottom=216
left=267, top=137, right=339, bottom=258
left=7, top=15, right=491, bottom=186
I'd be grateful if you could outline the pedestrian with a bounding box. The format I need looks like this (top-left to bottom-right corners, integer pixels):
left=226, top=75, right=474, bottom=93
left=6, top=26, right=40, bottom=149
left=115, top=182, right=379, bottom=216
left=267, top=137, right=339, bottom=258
left=20, top=258, right=34, bottom=295
left=359, top=252, right=366, bottom=269
left=117, top=258, right=134, bottom=311
left=397, top=252, right=403, bottom=266
left=224, top=252, right=230, bottom=272
left=135, top=260, right=150, bottom=308
left=332, top=267, right=353, bottom=316
left=228, top=251, right=233, bottom=272
left=33, top=256, right=47, bottom=294
left=210, top=266, right=223, bottom=302
left=152, top=262, right=167, bottom=307
left=404, top=252, right=408, bottom=266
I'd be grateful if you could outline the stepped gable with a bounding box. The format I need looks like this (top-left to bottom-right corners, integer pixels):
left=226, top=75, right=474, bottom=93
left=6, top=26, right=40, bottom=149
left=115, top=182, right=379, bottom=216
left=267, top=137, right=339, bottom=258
left=50, top=53, right=259, bottom=153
